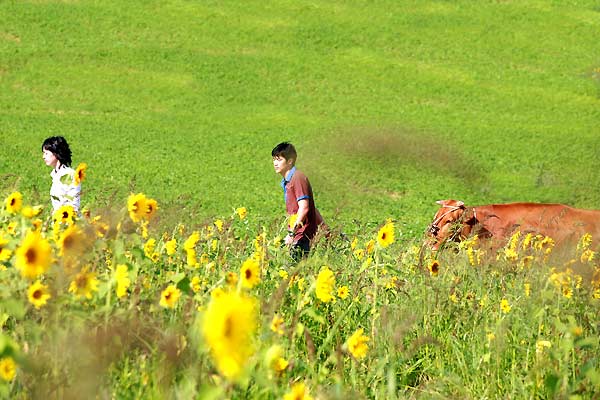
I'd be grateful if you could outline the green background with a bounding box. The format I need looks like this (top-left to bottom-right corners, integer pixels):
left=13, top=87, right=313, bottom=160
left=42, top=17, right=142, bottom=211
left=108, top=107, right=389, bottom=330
left=2, top=0, right=599, bottom=236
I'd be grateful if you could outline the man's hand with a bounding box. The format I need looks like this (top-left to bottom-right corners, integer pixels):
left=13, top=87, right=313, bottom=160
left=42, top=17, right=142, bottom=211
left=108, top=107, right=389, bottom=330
left=285, top=234, right=294, bottom=245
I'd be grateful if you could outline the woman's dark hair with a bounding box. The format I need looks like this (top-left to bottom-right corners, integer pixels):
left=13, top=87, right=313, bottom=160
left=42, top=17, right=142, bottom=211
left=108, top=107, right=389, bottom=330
left=42, top=136, right=72, bottom=167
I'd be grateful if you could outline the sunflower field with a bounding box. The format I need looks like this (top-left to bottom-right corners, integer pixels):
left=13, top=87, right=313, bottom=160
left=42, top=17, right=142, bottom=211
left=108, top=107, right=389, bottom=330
left=1, top=188, right=599, bottom=399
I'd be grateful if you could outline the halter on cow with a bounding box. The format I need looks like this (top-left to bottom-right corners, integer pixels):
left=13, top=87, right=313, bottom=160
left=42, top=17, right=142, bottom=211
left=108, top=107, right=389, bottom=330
left=427, top=200, right=481, bottom=250
left=427, top=199, right=600, bottom=251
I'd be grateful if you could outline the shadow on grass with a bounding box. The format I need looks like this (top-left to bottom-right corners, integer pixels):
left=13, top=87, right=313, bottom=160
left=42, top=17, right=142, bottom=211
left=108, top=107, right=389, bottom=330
left=326, top=125, right=485, bottom=186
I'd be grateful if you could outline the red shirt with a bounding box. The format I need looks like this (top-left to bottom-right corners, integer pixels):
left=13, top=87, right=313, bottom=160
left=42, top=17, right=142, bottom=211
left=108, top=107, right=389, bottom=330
left=282, top=167, right=323, bottom=242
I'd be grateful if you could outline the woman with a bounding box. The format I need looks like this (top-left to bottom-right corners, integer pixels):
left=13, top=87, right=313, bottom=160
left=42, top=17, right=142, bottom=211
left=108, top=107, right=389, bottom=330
left=42, top=136, right=81, bottom=213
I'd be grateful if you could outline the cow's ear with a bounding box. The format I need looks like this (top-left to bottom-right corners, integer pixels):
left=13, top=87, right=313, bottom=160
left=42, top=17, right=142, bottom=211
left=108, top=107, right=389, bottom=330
left=436, top=199, right=465, bottom=208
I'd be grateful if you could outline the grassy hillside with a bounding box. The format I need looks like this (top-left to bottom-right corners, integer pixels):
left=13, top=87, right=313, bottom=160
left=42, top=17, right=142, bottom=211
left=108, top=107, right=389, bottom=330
left=1, top=0, right=599, bottom=235
left=1, top=2, right=600, bottom=397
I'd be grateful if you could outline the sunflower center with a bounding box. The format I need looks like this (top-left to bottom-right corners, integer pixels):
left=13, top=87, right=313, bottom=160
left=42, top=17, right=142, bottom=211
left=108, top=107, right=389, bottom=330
left=62, top=211, right=69, bottom=219
left=10, top=198, right=16, bottom=206
left=224, top=316, right=233, bottom=338
left=33, top=289, right=42, bottom=300
left=63, top=235, right=74, bottom=249
left=76, top=275, right=89, bottom=289
left=381, top=232, right=387, bottom=240
left=245, top=268, right=252, bottom=280
left=25, top=248, right=37, bottom=264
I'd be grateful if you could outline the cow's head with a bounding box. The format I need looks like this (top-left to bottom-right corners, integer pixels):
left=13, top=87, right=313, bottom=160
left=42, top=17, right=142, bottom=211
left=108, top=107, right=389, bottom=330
left=427, top=199, right=471, bottom=250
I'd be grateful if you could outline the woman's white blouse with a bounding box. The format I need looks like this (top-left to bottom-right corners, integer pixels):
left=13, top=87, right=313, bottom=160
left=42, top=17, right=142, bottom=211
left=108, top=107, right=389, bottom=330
left=50, top=165, right=81, bottom=212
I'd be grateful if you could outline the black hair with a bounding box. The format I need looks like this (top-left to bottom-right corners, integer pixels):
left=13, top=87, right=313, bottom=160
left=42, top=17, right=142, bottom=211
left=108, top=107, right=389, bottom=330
left=42, top=136, right=72, bottom=167
left=271, top=142, right=297, bottom=162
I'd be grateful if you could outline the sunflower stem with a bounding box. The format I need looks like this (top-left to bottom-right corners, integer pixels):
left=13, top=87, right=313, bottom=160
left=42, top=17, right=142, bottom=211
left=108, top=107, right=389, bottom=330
left=371, top=247, right=380, bottom=339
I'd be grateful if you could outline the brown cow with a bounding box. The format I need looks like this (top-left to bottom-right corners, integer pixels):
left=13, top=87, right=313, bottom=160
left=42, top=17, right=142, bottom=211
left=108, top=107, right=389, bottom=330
left=427, top=199, right=600, bottom=252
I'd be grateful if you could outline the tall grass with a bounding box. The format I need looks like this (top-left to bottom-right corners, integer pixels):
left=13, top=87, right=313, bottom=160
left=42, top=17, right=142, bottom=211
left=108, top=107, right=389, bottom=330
left=0, top=192, right=598, bottom=398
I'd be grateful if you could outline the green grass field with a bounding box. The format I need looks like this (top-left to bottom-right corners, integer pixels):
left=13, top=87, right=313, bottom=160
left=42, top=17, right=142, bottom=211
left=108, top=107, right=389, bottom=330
left=1, top=1, right=600, bottom=398
left=2, top=0, right=600, bottom=235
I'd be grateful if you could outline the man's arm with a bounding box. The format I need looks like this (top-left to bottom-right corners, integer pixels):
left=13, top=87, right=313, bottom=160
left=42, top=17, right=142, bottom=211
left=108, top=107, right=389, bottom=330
left=294, top=198, right=310, bottom=230
left=285, top=198, right=310, bottom=245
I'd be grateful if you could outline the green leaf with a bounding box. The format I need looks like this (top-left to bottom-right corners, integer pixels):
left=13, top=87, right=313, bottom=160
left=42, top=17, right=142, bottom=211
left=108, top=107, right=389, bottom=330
left=0, top=299, right=25, bottom=320
left=170, top=272, right=186, bottom=284
left=177, top=277, right=191, bottom=294
left=575, top=337, right=597, bottom=350
left=0, top=333, right=18, bottom=356
left=544, top=374, right=559, bottom=396
left=584, top=366, right=600, bottom=386
left=301, top=308, right=326, bottom=325
left=0, top=314, right=9, bottom=329
left=97, top=281, right=110, bottom=299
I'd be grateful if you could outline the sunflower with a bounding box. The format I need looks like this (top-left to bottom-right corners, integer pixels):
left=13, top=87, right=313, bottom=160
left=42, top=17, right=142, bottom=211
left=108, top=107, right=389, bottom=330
left=204, top=225, right=215, bottom=239
left=114, top=264, right=130, bottom=298
left=376, top=221, right=395, bottom=248
left=32, top=218, right=43, bottom=232
left=160, top=285, right=181, bottom=309
left=500, top=299, right=511, bottom=314
left=127, top=193, right=147, bottom=223
left=184, top=231, right=200, bottom=250
left=0, top=357, right=16, bottom=382
left=0, top=236, right=12, bottom=263
left=235, top=207, right=247, bottom=220
left=264, top=344, right=288, bottom=374
left=428, top=260, right=440, bottom=277
left=15, top=231, right=53, bottom=279
left=165, top=239, right=177, bottom=255
left=202, top=291, right=257, bottom=380
left=226, top=271, right=238, bottom=288
left=68, top=268, right=99, bottom=299
left=186, top=249, right=198, bottom=267
left=283, top=382, right=313, bottom=400
left=353, top=248, right=365, bottom=260
left=240, top=257, right=260, bottom=289
left=21, top=205, right=43, bottom=218
left=214, top=219, right=224, bottom=232
left=144, top=198, right=158, bottom=220
left=5, top=192, right=22, bottom=214
left=74, top=162, right=87, bottom=185
left=346, top=328, right=370, bottom=360
left=144, top=238, right=156, bottom=258
left=296, top=277, right=306, bottom=292
left=365, top=239, right=375, bottom=254
left=53, top=205, right=76, bottom=225
left=27, top=280, right=51, bottom=309
left=270, top=314, right=285, bottom=335
left=288, top=213, right=298, bottom=231
left=315, top=266, right=335, bottom=303
left=57, top=224, right=84, bottom=258
left=190, top=276, right=202, bottom=293
left=337, top=285, right=349, bottom=300
left=140, top=220, right=149, bottom=239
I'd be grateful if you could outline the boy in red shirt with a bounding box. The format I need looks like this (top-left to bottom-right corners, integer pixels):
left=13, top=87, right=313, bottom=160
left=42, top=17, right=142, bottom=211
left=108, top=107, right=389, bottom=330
left=272, top=142, right=325, bottom=259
